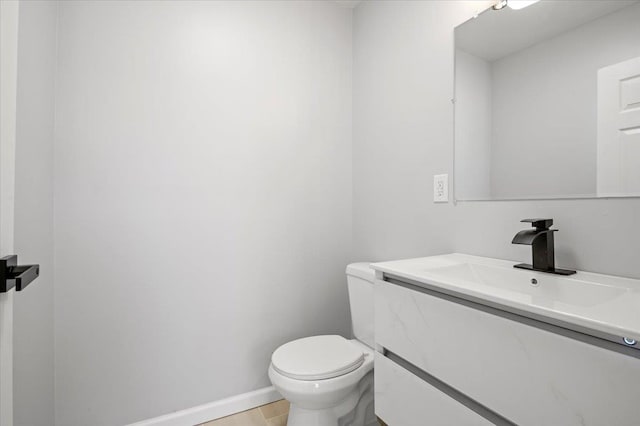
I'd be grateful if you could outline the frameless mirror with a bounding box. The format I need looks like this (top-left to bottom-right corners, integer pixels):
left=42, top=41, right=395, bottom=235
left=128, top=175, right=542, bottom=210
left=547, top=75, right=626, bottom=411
left=454, top=0, right=640, bottom=201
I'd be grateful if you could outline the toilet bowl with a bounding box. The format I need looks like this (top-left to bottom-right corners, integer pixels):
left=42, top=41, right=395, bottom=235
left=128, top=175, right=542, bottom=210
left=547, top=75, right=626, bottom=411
left=268, top=263, right=376, bottom=426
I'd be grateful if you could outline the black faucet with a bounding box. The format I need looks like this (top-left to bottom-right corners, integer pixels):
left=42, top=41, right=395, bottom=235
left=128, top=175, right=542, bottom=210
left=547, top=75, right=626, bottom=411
left=512, top=219, right=576, bottom=276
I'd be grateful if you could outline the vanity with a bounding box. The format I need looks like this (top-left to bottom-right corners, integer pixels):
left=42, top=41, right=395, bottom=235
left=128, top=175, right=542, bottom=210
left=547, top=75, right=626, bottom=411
left=367, top=0, right=640, bottom=422
left=371, top=254, right=640, bottom=425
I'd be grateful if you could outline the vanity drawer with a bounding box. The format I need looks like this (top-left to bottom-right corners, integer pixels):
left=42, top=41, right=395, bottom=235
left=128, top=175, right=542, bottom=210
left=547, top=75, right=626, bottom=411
left=375, top=353, right=493, bottom=426
left=375, top=279, right=640, bottom=426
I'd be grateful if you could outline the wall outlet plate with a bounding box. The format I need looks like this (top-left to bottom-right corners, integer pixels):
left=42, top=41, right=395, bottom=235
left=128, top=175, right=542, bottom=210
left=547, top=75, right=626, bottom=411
left=434, top=174, right=449, bottom=203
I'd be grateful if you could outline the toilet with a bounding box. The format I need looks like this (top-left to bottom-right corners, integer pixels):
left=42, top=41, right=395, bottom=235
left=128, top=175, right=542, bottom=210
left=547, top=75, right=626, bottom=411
left=268, top=263, right=377, bottom=426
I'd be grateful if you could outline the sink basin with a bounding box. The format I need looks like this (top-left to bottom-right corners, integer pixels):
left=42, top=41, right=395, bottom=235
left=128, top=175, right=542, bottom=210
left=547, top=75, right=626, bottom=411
left=426, top=262, right=627, bottom=307
left=371, top=253, right=640, bottom=343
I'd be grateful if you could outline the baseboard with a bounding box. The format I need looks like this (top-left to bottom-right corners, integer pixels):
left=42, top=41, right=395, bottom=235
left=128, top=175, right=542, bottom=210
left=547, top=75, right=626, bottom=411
left=128, top=386, right=282, bottom=426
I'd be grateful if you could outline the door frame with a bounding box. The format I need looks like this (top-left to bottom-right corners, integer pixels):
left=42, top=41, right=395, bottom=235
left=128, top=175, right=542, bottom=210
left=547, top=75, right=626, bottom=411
left=0, top=1, right=20, bottom=425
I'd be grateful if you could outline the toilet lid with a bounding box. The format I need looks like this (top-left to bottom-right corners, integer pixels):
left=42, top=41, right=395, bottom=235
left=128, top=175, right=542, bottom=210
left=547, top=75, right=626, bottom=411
left=271, top=335, right=365, bottom=381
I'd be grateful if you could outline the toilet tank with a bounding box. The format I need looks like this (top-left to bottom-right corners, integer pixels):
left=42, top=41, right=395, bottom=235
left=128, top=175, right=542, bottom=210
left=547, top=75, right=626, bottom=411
left=346, top=263, right=375, bottom=348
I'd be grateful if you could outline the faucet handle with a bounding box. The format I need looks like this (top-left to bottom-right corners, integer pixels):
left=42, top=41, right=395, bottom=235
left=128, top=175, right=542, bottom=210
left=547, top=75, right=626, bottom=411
left=521, top=218, right=553, bottom=230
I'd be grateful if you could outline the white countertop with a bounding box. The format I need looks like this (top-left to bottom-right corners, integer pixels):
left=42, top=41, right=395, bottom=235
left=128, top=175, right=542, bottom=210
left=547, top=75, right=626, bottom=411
left=371, top=253, right=640, bottom=343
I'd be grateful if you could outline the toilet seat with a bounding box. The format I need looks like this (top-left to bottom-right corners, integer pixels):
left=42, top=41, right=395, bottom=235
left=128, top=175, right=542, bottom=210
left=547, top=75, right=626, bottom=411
left=271, top=335, right=365, bottom=381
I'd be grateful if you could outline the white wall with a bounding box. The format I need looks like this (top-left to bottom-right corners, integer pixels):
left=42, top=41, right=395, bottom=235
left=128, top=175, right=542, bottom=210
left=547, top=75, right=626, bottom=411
left=353, top=1, right=640, bottom=279
left=490, top=3, right=640, bottom=198
left=14, top=1, right=57, bottom=425
left=53, top=1, right=352, bottom=425
left=454, top=48, right=492, bottom=200
left=353, top=0, right=491, bottom=262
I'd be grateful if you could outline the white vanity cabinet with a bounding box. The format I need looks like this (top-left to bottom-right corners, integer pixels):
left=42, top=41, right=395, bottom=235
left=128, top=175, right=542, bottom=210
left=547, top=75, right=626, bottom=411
left=374, top=279, right=640, bottom=426
left=375, top=353, right=493, bottom=426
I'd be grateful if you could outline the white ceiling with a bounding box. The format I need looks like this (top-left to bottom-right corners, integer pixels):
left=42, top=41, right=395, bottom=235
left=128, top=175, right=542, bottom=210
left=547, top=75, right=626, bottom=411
left=331, top=0, right=363, bottom=9
left=456, top=0, right=639, bottom=61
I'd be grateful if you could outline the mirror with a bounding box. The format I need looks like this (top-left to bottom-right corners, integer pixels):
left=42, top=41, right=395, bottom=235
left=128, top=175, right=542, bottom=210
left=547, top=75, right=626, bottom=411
left=454, top=0, right=640, bottom=201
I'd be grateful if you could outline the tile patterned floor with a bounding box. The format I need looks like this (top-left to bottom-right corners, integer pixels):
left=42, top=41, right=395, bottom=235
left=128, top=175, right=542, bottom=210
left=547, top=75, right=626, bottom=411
left=199, top=399, right=388, bottom=426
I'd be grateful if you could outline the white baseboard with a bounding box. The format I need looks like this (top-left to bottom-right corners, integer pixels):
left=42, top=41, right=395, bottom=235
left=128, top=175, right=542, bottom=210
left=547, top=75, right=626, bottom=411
left=128, top=386, right=282, bottom=426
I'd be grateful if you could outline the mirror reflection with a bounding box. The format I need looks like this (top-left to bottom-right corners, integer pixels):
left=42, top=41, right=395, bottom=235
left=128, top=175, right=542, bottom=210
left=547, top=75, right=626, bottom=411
left=454, top=0, right=640, bottom=200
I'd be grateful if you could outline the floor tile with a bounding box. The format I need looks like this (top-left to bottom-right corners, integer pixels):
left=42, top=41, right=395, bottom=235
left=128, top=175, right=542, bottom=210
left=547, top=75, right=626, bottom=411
left=259, top=399, right=290, bottom=419
left=265, top=413, right=288, bottom=426
left=199, top=399, right=392, bottom=426
left=200, top=408, right=267, bottom=426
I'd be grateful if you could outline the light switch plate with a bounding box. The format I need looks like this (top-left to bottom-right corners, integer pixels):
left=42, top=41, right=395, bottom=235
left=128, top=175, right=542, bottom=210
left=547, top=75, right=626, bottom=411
left=434, top=174, right=449, bottom=203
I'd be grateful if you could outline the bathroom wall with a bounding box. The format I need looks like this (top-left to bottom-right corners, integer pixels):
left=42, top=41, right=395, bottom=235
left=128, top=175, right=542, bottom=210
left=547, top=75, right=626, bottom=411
left=352, top=0, right=640, bottom=279
left=490, top=2, right=640, bottom=198
left=14, top=1, right=57, bottom=425
left=53, top=1, right=352, bottom=425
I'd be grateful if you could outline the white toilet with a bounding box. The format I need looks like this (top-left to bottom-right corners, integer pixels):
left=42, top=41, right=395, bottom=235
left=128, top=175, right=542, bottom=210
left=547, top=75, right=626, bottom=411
left=268, top=263, right=377, bottom=426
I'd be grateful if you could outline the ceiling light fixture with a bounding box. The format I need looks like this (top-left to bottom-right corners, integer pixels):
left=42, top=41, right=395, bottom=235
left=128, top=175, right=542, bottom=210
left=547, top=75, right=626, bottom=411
left=492, top=0, right=507, bottom=10
left=507, top=0, right=541, bottom=10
